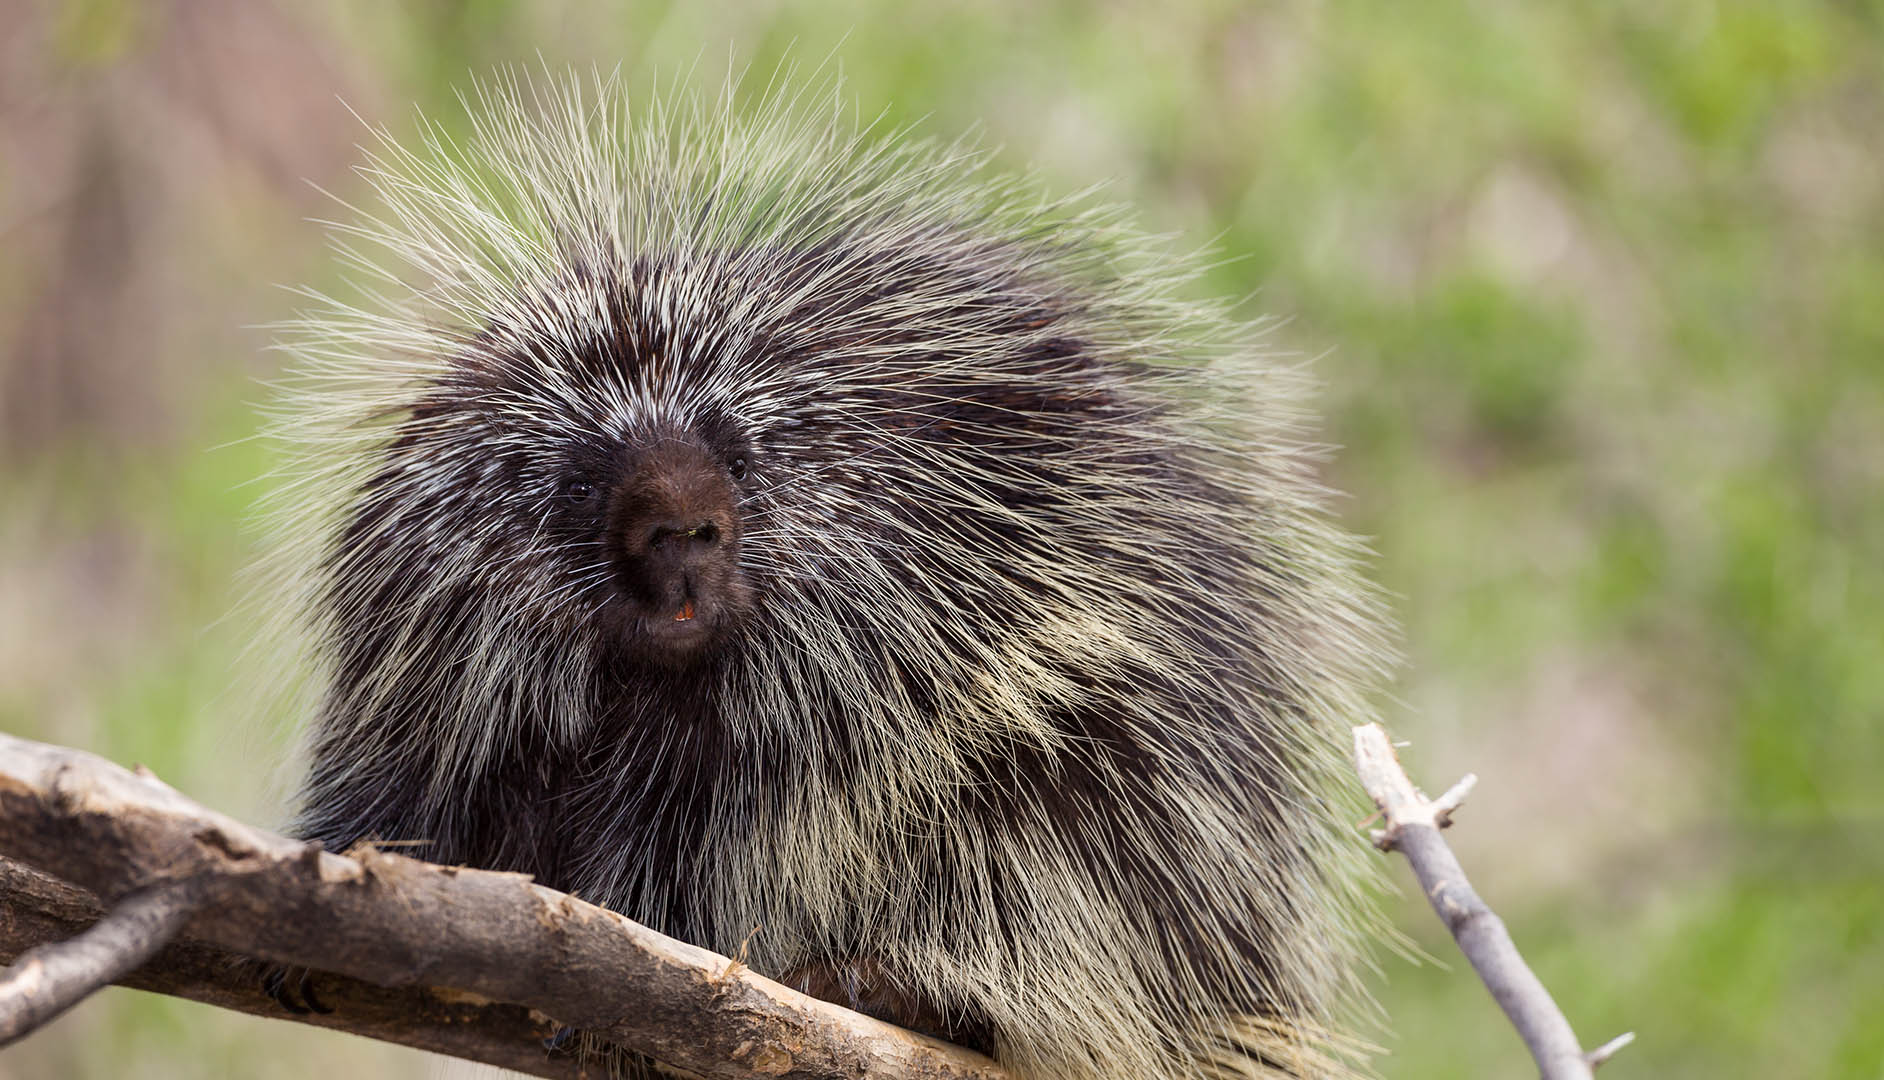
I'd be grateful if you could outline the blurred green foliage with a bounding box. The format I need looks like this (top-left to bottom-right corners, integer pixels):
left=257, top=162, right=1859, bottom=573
left=2, top=1, right=1880, bottom=1077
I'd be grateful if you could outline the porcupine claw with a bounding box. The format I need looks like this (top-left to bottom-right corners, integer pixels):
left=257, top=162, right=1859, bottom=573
left=261, top=965, right=305, bottom=1014
left=261, top=964, right=330, bottom=1014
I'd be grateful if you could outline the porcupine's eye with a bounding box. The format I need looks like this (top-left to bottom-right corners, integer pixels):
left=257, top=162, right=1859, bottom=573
left=563, top=478, right=598, bottom=505
left=694, top=412, right=750, bottom=484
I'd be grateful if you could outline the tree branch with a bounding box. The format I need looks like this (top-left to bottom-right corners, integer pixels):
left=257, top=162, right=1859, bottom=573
left=0, top=875, right=203, bottom=1043
left=1352, top=722, right=1631, bottom=1080
left=0, top=857, right=594, bottom=1078
left=0, top=732, right=1008, bottom=1079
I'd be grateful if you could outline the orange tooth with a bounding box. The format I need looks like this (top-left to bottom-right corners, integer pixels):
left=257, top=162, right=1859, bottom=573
left=676, top=600, right=696, bottom=622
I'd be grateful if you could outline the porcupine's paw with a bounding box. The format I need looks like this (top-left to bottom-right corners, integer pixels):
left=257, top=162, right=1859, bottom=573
left=220, top=953, right=334, bottom=1015
left=259, top=963, right=333, bottom=1015
left=782, top=958, right=995, bottom=1056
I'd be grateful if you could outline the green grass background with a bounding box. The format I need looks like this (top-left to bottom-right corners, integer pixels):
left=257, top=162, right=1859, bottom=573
left=2, top=1, right=1880, bottom=1077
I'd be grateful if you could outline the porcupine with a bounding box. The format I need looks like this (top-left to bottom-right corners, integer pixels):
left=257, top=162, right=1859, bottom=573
left=262, top=71, right=1392, bottom=1079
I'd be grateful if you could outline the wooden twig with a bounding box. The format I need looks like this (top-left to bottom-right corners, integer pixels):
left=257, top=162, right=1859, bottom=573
left=1584, top=1031, right=1636, bottom=1068
left=1352, top=723, right=1631, bottom=1080
left=0, top=732, right=1008, bottom=1080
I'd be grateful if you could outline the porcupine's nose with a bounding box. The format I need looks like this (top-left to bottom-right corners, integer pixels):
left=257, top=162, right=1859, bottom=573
left=639, top=520, right=721, bottom=623
left=643, top=519, right=722, bottom=591
left=647, top=520, right=721, bottom=554
left=609, top=434, right=741, bottom=635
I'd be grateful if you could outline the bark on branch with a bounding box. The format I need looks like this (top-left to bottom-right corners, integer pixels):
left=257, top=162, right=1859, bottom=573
left=0, top=732, right=1008, bottom=1080
left=1351, top=723, right=1633, bottom=1080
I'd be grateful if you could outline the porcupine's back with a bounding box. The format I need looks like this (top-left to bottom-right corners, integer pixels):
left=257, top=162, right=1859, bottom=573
left=262, top=71, right=1392, bottom=1079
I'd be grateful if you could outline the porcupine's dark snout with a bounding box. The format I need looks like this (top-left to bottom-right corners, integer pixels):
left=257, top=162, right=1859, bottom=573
left=607, top=434, right=747, bottom=662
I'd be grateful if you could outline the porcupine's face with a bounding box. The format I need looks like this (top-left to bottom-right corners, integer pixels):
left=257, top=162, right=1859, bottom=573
left=392, top=304, right=771, bottom=675
left=516, top=393, right=760, bottom=670
left=414, top=236, right=1108, bottom=695
left=558, top=425, right=756, bottom=667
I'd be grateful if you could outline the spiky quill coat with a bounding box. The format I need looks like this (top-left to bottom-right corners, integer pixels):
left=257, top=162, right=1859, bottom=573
left=265, top=73, right=1391, bottom=1080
